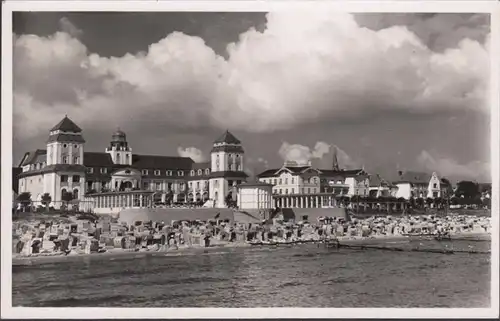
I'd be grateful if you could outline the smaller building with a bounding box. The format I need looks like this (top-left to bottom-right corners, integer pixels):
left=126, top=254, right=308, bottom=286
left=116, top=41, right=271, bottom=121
left=237, top=182, right=274, bottom=210
left=369, top=174, right=398, bottom=198
left=394, top=171, right=447, bottom=199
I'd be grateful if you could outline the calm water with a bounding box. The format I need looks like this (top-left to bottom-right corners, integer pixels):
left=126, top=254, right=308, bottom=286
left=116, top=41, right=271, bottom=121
left=12, top=239, right=491, bottom=307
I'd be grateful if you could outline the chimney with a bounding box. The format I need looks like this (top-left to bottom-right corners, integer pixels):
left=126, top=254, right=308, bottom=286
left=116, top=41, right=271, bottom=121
left=398, top=170, right=403, bottom=177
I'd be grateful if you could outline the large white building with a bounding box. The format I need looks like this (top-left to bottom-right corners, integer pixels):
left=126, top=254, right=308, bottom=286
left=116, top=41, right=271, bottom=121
left=256, top=156, right=370, bottom=208
left=17, top=116, right=248, bottom=212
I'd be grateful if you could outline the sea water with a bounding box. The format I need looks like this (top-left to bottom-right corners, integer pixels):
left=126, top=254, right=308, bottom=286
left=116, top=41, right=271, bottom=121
left=12, top=239, right=491, bottom=307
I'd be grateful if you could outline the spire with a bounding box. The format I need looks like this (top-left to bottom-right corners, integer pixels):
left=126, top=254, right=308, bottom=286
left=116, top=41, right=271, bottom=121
left=332, top=145, right=339, bottom=171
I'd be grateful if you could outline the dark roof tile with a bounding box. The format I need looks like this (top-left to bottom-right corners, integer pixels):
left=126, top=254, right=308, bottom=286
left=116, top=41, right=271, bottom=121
left=213, top=130, right=241, bottom=144
left=209, top=171, right=248, bottom=179
left=83, top=152, right=115, bottom=167
left=50, top=116, right=82, bottom=133
left=47, top=134, right=85, bottom=143
left=19, top=149, right=47, bottom=167
left=395, top=171, right=432, bottom=184
left=131, top=154, right=194, bottom=170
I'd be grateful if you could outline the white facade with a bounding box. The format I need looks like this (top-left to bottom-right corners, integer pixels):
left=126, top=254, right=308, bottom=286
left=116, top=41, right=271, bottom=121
left=237, top=183, right=273, bottom=209
left=395, top=172, right=443, bottom=199
left=208, top=131, right=247, bottom=208
left=258, top=163, right=322, bottom=195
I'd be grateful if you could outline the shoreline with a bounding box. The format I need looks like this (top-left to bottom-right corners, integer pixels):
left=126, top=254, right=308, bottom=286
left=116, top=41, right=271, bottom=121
left=12, top=231, right=490, bottom=266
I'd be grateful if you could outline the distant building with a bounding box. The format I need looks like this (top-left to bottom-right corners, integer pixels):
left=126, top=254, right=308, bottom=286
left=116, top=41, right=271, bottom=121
left=368, top=174, right=398, bottom=198
left=17, top=116, right=248, bottom=212
left=256, top=158, right=369, bottom=208
left=237, top=181, right=274, bottom=210
left=393, top=171, right=449, bottom=199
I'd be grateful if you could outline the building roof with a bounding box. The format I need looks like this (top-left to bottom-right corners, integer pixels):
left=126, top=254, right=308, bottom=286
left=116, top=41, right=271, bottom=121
left=191, top=162, right=210, bottom=170
left=47, top=133, right=86, bottom=144
left=319, top=169, right=365, bottom=177
left=131, top=154, right=194, bottom=170
left=369, top=174, right=392, bottom=187
left=83, top=152, right=115, bottom=167
left=50, top=116, right=82, bottom=133
left=237, top=182, right=274, bottom=188
left=18, top=149, right=47, bottom=167
left=256, top=169, right=279, bottom=178
left=213, top=130, right=241, bottom=145
left=257, top=167, right=366, bottom=178
left=394, top=171, right=432, bottom=184
left=211, top=145, right=244, bottom=153
left=209, top=171, right=249, bottom=179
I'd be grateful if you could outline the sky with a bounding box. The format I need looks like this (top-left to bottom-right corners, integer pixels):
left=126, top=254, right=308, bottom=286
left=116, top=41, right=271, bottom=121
left=11, top=11, right=491, bottom=183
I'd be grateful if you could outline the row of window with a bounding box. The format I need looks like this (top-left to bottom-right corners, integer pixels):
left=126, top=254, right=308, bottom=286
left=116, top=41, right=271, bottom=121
left=272, top=187, right=317, bottom=195
left=61, top=175, right=81, bottom=183
left=29, top=162, right=46, bottom=170
left=61, top=144, right=80, bottom=149
left=62, top=156, right=80, bottom=164
left=261, top=177, right=319, bottom=185
left=61, top=188, right=79, bottom=199
left=86, top=168, right=210, bottom=177
left=188, top=181, right=209, bottom=190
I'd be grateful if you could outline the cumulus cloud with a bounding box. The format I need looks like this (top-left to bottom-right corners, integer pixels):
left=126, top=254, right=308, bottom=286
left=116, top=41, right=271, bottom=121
left=417, top=150, right=490, bottom=182
left=59, top=17, right=83, bottom=38
left=245, top=157, right=270, bottom=178
left=177, top=146, right=207, bottom=163
left=12, top=11, right=490, bottom=142
left=278, top=141, right=358, bottom=169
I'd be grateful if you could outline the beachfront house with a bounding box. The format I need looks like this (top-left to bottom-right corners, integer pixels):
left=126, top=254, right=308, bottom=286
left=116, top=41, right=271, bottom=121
left=393, top=171, right=447, bottom=200
left=368, top=174, right=398, bottom=198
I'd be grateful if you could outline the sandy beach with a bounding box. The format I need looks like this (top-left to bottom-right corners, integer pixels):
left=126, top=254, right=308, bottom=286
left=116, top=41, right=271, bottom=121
left=12, top=229, right=490, bottom=266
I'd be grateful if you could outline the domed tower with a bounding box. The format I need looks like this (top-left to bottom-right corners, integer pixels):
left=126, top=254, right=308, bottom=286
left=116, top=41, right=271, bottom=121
left=105, top=128, right=132, bottom=165
left=209, top=130, right=248, bottom=207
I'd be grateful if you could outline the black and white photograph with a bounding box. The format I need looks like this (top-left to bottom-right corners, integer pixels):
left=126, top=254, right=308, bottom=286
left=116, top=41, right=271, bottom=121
left=2, top=0, right=498, bottom=318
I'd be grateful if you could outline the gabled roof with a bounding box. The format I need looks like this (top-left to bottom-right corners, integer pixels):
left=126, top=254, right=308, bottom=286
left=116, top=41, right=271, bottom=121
left=318, top=169, right=365, bottom=178
left=276, top=166, right=316, bottom=175
left=256, top=168, right=279, bottom=178
left=369, top=174, right=392, bottom=187
left=257, top=167, right=366, bottom=178
left=50, top=116, right=82, bottom=133
left=394, top=171, right=432, bottom=184
left=19, top=149, right=47, bottom=166
left=214, top=130, right=241, bottom=144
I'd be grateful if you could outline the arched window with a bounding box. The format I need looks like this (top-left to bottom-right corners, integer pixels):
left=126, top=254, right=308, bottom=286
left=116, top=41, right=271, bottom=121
left=190, top=170, right=195, bottom=176
left=73, top=189, right=79, bottom=199
left=198, top=169, right=202, bottom=175
left=116, top=154, right=121, bottom=163
left=205, top=169, right=210, bottom=175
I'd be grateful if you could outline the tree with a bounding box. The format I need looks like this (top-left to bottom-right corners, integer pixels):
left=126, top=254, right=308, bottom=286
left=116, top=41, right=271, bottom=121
left=425, top=198, right=433, bottom=208
left=455, top=181, right=480, bottom=199
left=40, top=193, right=52, bottom=211
left=17, top=192, right=32, bottom=212
left=416, top=197, right=425, bottom=209
left=225, top=192, right=237, bottom=208
left=433, top=197, right=443, bottom=209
